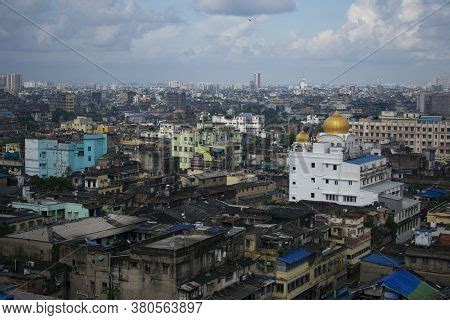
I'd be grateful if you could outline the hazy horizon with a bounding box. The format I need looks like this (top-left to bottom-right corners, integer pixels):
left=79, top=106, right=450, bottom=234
left=1, top=0, right=450, bottom=86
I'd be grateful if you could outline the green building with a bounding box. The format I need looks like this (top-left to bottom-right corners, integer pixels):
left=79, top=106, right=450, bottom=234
left=11, top=200, right=90, bottom=221
left=171, top=123, right=243, bottom=170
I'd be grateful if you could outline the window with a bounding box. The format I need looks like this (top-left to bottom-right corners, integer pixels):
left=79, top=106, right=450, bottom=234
left=348, top=181, right=353, bottom=186
left=311, top=193, right=315, bottom=199
left=292, top=166, right=296, bottom=171
left=88, top=146, right=92, bottom=151
left=311, top=178, right=315, bottom=183
left=333, top=165, right=337, bottom=170
left=292, top=181, right=296, bottom=185
left=334, top=180, right=338, bottom=185
left=275, top=283, right=284, bottom=293
left=343, top=196, right=356, bottom=203
left=88, top=156, right=92, bottom=161
left=311, top=162, right=315, bottom=168
left=162, top=263, right=170, bottom=274
left=325, top=179, right=329, bottom=184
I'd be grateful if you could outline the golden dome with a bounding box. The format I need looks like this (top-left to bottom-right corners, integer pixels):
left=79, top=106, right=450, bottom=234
left=295, top=130, right=309, bottom=143
left=323, top=111, right=349, bottom=134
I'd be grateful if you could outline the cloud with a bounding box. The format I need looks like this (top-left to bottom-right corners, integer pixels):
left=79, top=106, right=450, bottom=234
left=290, top=0, right=450, bottom=62
left=0, top=0, right=182, bottom=52
left=181, top=15, right=274, bottom=60
left=193, top=0, right=296, bottom=16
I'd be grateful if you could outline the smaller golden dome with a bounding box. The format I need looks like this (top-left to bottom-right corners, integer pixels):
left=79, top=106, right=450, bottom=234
left=295, top=130, right=309, bottom=143
left=323, top=111, right=349, bottom=134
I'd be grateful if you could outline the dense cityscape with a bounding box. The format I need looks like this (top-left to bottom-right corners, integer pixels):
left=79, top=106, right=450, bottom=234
left=0, top=71, right=449, bottom=300
left=1, top=0, right=450, bottom=307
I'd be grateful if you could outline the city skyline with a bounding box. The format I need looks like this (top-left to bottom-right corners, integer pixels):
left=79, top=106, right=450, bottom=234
left=1, top=0, right=450, bottom=85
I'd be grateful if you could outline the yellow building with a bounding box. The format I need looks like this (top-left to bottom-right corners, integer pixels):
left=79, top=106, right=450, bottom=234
left=235, top=181, right=277, bottom=204
left=192, top=171, right=227, bottom=188
left=60, top=116, right=96, bottom=133
left=5, top=143, right=22, bottom=153
left=427, top=202, right=450, bottom=225
left=96, top=124, right=116, bottom=134
left=66, top=95, right=75, bottom=113
left=328, top=213, right=371, bottom=269
left=272, top=246, right=347, bottom=300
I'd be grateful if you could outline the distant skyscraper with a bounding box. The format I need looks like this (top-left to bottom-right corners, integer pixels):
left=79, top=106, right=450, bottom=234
left=433, top=75, right=450, bottom=89
left=253, top=73, right=261, bottom=89
left=417, top=92, right=450, bottom=116
left=49, top=93, right=75, bottom=113
left=92, top=91, right=102, bottom=105
left=168, top=80, right=183, bottom=88
left=300, top=78, right=307, bottom=89
left=0, top=75, right=6, bottom=89
left=6, top=73, right=22, bottom=94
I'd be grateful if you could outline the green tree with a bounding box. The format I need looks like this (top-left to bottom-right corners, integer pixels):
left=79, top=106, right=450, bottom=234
left=385, top=215, right=398, bottom=236
left=52, top=108, right=76, bottom=123
left=30, top=176, right=73, bottom=192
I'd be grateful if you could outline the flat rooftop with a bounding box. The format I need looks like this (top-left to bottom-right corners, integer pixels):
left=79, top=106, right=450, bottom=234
left=6, top=214, right=145, bottom=243
left=143, top=234, right=213, bottom=250
left=362, top=180, right=403, bottom=194
left=345, top=155, right=383, bottom=165
left=194, top=171, right=227, bottom=180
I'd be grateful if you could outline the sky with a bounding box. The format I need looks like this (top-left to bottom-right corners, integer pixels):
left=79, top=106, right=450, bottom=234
left=0, top=0, right=450, bottom=85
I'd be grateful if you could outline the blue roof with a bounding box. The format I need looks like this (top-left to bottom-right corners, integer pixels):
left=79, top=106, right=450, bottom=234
left=166, top=223, right=195, bottom=233
left=278, top=248, right=312, bottom=265
left=0, top=172, right=11, bottom=178
left=0, top=292, right=14, bottom=300
left=415, top=228, right=434, bottom=233
left=207, top=227, right=221, bottom=234
left=379, top=269, right=420, bottom=297
left=418, top=187, right=448, bottom=199
left=362, top=253, right=403, bottom=268
left=417, top=116, right=442, bottom=123
left=345, top=155, right=383, bottom=165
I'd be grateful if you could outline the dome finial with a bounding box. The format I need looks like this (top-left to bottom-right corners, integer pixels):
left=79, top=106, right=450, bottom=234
left=295, top=130, right=309, bottom=143
left=323, top=111, right=349, bottom=134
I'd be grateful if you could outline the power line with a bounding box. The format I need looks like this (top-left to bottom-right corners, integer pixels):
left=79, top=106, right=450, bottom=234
left=1, top=0, right=127, bottom=86
left=327, top=1, right=450, bottom=86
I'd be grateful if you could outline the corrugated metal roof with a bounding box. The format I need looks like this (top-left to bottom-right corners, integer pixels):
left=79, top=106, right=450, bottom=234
left=277, top=248, right=311, bottom=264
left=361, top=253, right=403, bottom=267
left=379, top=269, right=439, bottom=300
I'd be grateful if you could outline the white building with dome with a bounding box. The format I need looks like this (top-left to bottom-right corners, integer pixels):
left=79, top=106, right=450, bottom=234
left=289, top=111, right=421, bottom=242
left=289, top=112, right=403, bottom=207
